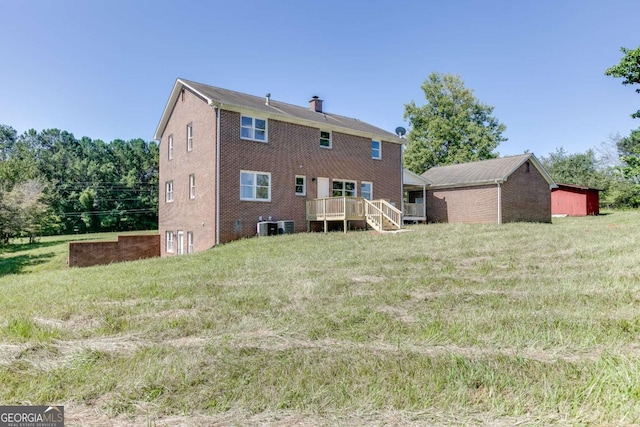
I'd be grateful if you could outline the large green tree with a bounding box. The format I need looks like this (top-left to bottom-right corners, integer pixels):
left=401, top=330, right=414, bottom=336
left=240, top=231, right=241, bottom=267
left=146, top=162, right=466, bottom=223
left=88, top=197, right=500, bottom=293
left=606, top=46, right=640, bottom=118
left=0, top=124, right=159, bottom=239
left=403, top=72, right=507, bottom=174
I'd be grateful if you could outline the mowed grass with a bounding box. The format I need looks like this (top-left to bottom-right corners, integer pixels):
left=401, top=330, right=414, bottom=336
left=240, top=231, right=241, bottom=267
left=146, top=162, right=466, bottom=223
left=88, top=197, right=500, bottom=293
left=1, top=213, right=640, bottom=425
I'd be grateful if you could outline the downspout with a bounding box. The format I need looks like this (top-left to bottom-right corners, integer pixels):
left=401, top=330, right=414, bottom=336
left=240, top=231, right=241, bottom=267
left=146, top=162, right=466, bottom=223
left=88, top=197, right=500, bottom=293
left=495, top=180, right=502, bottom=224
left=215, top=105, right=221, bottom=245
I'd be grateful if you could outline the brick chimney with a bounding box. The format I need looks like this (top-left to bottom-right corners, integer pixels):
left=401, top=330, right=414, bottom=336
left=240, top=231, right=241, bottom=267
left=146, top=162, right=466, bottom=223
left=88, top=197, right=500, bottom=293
left=309, top=96, right=323, bottom=113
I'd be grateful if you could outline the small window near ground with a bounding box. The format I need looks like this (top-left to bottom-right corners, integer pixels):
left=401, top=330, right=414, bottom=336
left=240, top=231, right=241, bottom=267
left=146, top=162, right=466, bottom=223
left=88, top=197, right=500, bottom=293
left=187, top=231, right=194, bottom=254
left=177, top=230, right=184, bottom=255
left=295, top=175, right=306, bottom=196
left=166, top=231, right=174, bottom=253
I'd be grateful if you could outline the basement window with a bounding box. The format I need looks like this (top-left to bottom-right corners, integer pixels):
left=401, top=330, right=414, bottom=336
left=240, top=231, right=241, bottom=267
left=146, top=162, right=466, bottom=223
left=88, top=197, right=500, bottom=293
left=187, top=231, right=194, bottom=254
left=166, top=231, right=174, bottom=253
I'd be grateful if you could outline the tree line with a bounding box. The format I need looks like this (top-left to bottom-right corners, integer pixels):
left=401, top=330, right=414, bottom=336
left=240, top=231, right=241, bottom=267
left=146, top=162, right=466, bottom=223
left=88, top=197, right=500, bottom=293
left=403, top=45, right=640, bottom=209
left=0, top=125, right=158, bottom=243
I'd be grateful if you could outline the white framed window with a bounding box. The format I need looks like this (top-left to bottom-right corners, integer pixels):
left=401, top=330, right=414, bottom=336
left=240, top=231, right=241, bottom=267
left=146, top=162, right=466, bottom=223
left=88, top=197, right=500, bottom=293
left=177, top=230, right=184, bottom=255
left=371, top=140, right=381, bottom=159
left=320, top=130, right=332, bottom=148
left=187, top=231, right=194, bottom=254
left=240, top=170, right=271, bottom=201
left=361, top=181, right=373, bottom=200
left=241, top=115, right=267, bottom=142
left=166, top=231, right=174, bottom=253
left=187, top=123, right=193, bottom=151
left=332, top=179, right=357, bottom=197
left=165, top=181, right=174, bottom=203
left=295, top=175, right=306, bottom=196
left=189, top=174, right=195, bottom=199
left=168, top=134, right=174, bottom=160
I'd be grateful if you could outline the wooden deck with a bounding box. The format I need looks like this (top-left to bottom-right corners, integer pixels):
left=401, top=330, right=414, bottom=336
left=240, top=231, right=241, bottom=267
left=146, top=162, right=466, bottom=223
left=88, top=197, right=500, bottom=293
left=306, top=197, right=402, bottom=233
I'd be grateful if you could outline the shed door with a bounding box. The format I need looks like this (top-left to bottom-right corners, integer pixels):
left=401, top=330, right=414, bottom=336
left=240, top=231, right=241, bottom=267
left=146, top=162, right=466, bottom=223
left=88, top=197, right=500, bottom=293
left=317, top=177, right=329, bottom=198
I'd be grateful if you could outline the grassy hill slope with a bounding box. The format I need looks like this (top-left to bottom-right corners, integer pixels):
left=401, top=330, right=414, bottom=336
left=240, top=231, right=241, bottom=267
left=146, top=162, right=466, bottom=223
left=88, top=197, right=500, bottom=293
left=1, top=213, right=640, bottom=425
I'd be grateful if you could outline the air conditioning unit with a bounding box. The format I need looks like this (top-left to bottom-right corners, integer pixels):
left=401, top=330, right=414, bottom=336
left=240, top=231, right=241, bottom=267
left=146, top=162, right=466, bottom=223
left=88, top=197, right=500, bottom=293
left=277, top=220, right=294, bottom=235
left=257, top=221, right=278, bottom=236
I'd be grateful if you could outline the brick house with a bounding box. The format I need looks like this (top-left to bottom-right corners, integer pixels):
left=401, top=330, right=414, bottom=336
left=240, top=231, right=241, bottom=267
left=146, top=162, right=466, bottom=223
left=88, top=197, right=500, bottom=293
left=551, top=183, right=600, bottom=216
left=418, top=154, right=556, bottom=224
left=154, top=78, right=404, bottom=255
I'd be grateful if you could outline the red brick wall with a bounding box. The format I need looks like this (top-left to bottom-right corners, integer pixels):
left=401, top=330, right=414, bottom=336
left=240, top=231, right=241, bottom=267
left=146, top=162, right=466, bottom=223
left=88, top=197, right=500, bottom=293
left=69, top=235, right=160, bottom=267
left=427, top=185, right=499, bottom=223
left=426, top=162, right=552, bottom=224
left=502, top=162, right=551, bottom=223
left=158, top=87, right=218, bottom=256
left=217, top=110, right=402, bottom=243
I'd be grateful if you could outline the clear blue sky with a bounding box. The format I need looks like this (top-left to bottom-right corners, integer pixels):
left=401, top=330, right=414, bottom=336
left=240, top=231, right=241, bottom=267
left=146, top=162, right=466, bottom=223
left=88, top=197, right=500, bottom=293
left=1, top=0, right=638, bottom=158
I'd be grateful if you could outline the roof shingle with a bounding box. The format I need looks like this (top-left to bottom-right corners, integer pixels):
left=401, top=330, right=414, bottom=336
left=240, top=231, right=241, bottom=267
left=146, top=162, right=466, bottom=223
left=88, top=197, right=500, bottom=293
left=421, top=154, right=555, bottom=188
left=176, top=79, right=400, bottom=141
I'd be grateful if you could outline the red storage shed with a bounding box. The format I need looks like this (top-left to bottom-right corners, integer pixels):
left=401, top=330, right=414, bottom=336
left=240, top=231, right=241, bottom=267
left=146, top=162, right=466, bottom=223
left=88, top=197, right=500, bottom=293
left=551, top=183, right=600, bottom=216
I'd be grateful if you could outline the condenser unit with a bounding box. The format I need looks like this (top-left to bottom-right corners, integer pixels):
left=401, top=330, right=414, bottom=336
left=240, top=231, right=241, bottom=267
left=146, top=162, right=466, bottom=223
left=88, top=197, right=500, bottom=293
left=257, top=221, right=278, bottom=236
left=277, top=220, right=294, bottom=235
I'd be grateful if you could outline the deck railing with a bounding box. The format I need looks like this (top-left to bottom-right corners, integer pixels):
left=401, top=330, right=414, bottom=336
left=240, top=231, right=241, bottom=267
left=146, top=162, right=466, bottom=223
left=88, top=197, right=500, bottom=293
left=307, top=197, right=402, bottom=232
left=366, top=199, right=402, bottom=229
left=403, top=202, right=425, bottom=218
left=306, top=197, right=364, bottom=221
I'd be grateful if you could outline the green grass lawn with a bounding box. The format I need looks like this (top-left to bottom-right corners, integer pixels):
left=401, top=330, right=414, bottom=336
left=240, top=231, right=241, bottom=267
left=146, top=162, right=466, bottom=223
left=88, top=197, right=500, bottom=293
left=1, top=213, right=640, bottom=425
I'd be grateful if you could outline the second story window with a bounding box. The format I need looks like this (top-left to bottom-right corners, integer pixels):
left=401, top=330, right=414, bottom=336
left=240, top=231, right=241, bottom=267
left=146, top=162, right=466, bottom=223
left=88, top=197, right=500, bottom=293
left=187, top=123, right=193, bottom=151
left=189, top=174, right=196, bottom=199
left=241, top=116, right=267, bottom=142
left=320, top=131, right=332, bottom=148
left=166, top=180, right=174, bottom=203
left=371, top=140, right=381, bottom=159
left=168, top=134, right=174, bottom=160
